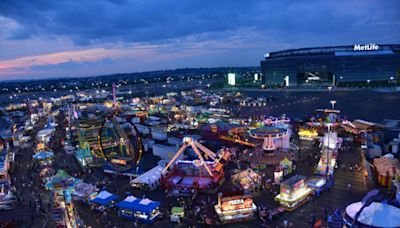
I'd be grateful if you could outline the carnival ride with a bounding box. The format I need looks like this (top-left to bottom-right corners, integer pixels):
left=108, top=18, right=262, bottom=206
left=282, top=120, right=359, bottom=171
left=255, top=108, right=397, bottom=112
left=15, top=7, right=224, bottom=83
left=73, top=108, right=143, bottom=172
left=98, top=113, right=143, bottom=172
left=249, top=118, right=289, bottom=155
left=162, top=137, right=230, bottom=194
left=219, top=127, right=256, bottom=147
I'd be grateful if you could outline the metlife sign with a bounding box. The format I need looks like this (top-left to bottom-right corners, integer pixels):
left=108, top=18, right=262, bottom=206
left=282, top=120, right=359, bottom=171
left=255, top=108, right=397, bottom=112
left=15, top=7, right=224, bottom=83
left=353, top=44, right=379, bottom=51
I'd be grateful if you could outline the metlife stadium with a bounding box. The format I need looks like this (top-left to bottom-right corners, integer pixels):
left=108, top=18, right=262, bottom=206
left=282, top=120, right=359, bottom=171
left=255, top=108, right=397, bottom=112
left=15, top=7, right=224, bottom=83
left=260, top=44, right=400, bottom=87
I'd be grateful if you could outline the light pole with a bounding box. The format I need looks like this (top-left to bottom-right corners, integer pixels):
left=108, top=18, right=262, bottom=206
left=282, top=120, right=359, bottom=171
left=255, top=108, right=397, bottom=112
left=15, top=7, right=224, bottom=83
left=390, top=76, right=394, bottom=87
left=325, top=123, right=333, bottom=176
left=330, top=100, right=336, bottom=110
left=367, top=79, right=371, bottom=87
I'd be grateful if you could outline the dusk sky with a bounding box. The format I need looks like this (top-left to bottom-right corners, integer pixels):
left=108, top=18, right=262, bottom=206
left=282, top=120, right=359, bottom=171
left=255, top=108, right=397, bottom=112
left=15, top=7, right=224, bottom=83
left=0, top=0, right=399, bottom=81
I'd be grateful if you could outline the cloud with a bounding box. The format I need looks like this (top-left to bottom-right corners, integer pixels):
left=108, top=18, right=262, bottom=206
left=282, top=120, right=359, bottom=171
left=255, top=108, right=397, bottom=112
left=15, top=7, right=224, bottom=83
left=1, top=0, right=397, bottom=46
left=0, top=0, right=399, bottom=80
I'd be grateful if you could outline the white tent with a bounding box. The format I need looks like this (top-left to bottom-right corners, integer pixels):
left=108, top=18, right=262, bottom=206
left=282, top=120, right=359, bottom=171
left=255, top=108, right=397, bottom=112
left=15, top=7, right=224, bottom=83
left=131, top=165, right=165, bottom=190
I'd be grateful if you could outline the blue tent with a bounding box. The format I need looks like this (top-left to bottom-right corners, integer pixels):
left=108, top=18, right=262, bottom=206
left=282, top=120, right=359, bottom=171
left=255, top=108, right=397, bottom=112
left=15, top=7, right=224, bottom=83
left=90, top=190, right=118, bottom=206
left=33, top=151, right=54, bottom=160
left=116, top=196, right=161, bottom=223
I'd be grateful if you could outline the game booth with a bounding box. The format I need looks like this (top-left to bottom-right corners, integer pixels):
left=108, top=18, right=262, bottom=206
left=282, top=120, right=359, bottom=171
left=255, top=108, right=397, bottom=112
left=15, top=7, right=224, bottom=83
left=90, top=190, right=118, bottom=212
left=72, top=182, right=98, bottom=204
left=116, top=196, right=161, bottom=224
left=316, top=150, right=337, bottom=176
left=275, top=175, right=312, bottom=211
left=214, top=192, right=257, bottom=224
left=231, top=168, right=261, bottom=192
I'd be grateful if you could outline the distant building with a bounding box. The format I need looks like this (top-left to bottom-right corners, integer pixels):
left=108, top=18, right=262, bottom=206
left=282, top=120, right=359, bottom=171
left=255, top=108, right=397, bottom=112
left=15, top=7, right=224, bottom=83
left=228, top=73, right=236, bottom=86
left=261, top=44, right=400, bottom=86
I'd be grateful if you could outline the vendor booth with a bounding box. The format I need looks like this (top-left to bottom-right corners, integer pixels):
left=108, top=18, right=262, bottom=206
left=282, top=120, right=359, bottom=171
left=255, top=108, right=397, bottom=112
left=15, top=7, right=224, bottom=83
left=214, top=192, right=257, bottom=224
left=33, top=151, right=54, bottom=165
left=274, top=168, right=284, bottom=184
left=231, top=168, right=261, bottom=192
left=72, top=182, right=98, bottom=204
left=90, top=190, right=118, bottom=211
left=170, top=207, right=184, bottom=223
left=373, top=157, right=400, bottom=187
left=39, top=166, right=54, bottom=183
left=306, top=176, right=330, bottom=196
left=275, top=175, right=312, bottom=211
left=116, top=196, right=161, bottom=224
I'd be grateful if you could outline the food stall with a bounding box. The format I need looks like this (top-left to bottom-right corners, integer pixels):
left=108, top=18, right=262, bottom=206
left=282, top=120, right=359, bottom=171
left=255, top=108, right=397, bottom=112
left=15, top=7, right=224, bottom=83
left=214, top=192, right=257, bottom=224
left=275, top=175, right=312, bottom=211
left=90, top=190, right=118, bottom=212
left=231, top=168, right=261, bottom=192
left=170, top=207, right=185, bottom=223
left=116, top=196, right=161, bottom=224
left=298, top=129, right=318, bottom=141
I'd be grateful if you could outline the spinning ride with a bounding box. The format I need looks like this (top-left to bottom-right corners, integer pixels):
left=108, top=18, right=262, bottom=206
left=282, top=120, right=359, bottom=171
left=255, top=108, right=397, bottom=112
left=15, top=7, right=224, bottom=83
left=162, top=137, right=229, bottom=195
left=249, top=118, right=289, bottom=155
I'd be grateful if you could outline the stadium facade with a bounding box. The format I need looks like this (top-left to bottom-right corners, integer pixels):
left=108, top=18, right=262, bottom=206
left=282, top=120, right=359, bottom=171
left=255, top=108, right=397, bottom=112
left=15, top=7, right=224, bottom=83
left=261, top=44, right=400, bottom=86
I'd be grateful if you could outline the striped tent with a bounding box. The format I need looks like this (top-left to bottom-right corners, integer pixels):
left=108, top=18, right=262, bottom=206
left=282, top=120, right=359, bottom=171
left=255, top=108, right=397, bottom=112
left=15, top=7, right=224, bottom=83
left=373, top=157, right=400, bottom=187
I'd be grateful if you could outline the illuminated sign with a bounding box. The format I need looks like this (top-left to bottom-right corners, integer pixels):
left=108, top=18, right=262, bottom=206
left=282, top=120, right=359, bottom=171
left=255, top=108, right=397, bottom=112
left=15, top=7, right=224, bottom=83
left=228, top=199, right=244, bottom=205
left=353, top=44, right=379, bottom=51
left=228, top=73, right=236, bottom=86
left=111, top=159, right=127, bottom=165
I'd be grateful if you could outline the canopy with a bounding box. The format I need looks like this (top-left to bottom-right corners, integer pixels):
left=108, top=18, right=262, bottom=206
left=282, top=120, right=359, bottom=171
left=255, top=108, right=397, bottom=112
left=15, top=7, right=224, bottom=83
left=91, top=190, right=118, bottom=205
left=116, top=195, right=138, bottom=209
left=73, top=182, right=98, bottom=197
left=117, top=197, right=160, bottom=213
left=373, top=157, right=400, bottom=177
left=33, top=151, right=54, bottom=160
left=44, top=169, right=81, bottom=190
left=280, top=157, right=292, bottom=166
left=171, top=207, right=184, bottom=215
